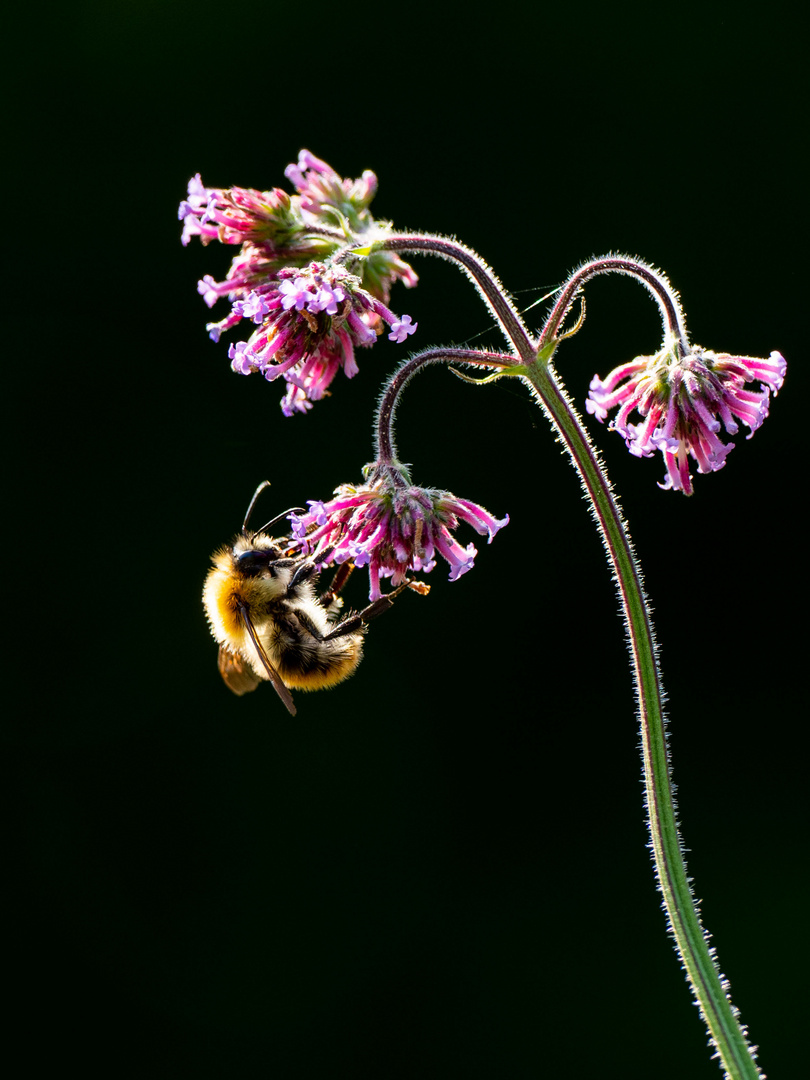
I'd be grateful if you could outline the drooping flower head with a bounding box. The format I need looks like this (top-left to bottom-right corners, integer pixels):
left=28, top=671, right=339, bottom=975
left=218, top=261, right=417, bottom=414
left=586, top=337, right=786, bottom=494
left=289, top=464, right=509, bottom=600
left=179, top=151, right=418, bottom=414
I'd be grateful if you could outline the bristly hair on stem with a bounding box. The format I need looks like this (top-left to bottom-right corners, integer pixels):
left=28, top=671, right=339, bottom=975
left=538, top=254, right=690, bottom=355
left=374, top=347, right=519, bottom=465
left=379, top=233, right=537, bottom=361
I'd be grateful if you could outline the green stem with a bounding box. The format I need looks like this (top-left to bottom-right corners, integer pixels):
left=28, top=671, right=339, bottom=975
left=522, top=347, right=760, bottom=1080
left=378, top=232, right=762, bottom=1078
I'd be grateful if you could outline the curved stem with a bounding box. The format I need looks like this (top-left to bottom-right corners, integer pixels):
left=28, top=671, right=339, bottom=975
left=299, top=223, right=347, bottom=242
left=522, top=349, right=760, bottom=1080
left=375, top=347, right=518, bottom=464
left=381, top=234, right=537, bottom=361
left=539, top=256, right=690, bottom=355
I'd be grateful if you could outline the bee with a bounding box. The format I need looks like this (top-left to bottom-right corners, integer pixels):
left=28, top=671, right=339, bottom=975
left=203, top=482, right=425, bottom=716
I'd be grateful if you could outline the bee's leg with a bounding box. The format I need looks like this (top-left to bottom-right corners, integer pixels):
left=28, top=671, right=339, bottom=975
left=319, top=561, right=355, bottom=607
left=286, top=560, right=319, bottom=594
left=298, top=579, right=420, bottom=642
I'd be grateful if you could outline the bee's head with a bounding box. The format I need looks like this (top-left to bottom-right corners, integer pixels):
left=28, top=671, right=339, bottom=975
left=231, top=534, right=287, bottom=578
left=225, top=481, right=305, bottom=583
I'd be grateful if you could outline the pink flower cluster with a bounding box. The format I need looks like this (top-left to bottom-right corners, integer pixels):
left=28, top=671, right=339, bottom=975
left=204, top=261, right=416, bottom=416
left=179, top=151, right=418, bottom=414
left=284, top=149, right=378, bottom=218
left=289, top=470, right=509, bottom=599
left=586, top=343, right=786, bottom=494
left=179, top=175, right=300, bottom=250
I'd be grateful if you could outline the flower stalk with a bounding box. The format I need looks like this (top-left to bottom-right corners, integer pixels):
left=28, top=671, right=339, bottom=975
left=523, top=350, right=760, bottom=1080
left=537, top=255, right=690, bottom=353
left=374, top=346, right=519, bottom=464
left=381, top=234, right=536, bottom=360
left=375, top=232, right=764, bottom=1079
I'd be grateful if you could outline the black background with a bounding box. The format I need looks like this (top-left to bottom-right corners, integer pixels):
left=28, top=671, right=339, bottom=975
left=6, top=3, right=806, bottom=1077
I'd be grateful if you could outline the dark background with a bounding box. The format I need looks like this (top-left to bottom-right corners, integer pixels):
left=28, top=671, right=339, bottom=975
left=6, top=3, right=806, bottom=1077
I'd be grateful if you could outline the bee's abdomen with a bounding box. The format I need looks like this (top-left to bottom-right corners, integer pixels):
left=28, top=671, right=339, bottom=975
left=268, top=613, right=363, bottom=690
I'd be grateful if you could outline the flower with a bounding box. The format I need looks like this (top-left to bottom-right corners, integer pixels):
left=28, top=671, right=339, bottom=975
left=210, top=261, right=416, bottom=411
left=288, top=466, right=509, bottom=599
left=284, top=149, right=378, bottom=221
left=586, top=339, right=786, bottom=494
left=179, top=152, right=419, bottom=413
left=178, top=175, right=305, bottom=251
left=388, top=315, right=418, bottom=343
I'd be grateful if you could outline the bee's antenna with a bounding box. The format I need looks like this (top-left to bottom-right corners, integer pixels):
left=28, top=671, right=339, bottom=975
left=242, top=481, right=304, bottom=539
left=253, top=508, right=305, bottom=537
left=242, top=481, right=272, bottom=535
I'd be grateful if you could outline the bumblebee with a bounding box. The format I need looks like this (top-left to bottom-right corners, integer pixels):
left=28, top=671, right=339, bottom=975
left=203, top=482, right=422, bottom=716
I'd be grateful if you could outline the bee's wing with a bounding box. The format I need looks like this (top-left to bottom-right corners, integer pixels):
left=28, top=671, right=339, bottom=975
left=237, top=602, right=298, bottom=717
left=218, top=643, right=261, bottom=697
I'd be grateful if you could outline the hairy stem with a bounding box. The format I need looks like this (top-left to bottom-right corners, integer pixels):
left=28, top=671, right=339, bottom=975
left=375, top=347, right=518, bottom=464
left=375, top=232, right=760, bottom=1078
left=540, top=256, right=690, bottom=355
left=381, top=234, right=536, bottom=360
left=522, top=350, right=760, bottom=1080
